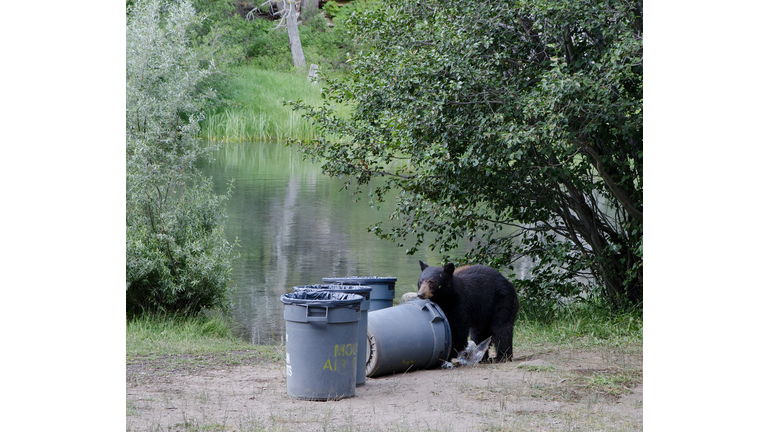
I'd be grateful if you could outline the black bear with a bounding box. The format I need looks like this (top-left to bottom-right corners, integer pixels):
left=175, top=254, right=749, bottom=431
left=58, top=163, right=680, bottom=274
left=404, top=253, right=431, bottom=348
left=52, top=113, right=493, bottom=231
left=416, top=260, right=520, bottom=362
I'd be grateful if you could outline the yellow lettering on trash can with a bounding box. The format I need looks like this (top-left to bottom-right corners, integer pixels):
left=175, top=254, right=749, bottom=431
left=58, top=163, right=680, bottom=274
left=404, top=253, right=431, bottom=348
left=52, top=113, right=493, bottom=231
left=325, top=343, right=358, bottom=371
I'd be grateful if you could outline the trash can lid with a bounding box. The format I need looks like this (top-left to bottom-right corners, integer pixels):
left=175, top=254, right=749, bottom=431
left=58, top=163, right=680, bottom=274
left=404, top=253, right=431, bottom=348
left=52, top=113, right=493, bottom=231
left=294, top=284, right=373, bottom=294
left=322, top=276, right=397, bottom=284
left=280, top=290, right=364, bottom=308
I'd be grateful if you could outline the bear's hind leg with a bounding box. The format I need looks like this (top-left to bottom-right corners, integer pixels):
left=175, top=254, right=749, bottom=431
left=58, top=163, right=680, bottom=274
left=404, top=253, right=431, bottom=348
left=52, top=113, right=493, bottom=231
left=491, top=322, right=515, bottom=362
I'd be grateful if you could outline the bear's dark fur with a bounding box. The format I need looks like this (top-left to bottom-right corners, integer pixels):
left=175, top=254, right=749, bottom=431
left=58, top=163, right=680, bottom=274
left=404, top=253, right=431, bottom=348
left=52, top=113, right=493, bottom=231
left=416, top=260, right=520, bottom=362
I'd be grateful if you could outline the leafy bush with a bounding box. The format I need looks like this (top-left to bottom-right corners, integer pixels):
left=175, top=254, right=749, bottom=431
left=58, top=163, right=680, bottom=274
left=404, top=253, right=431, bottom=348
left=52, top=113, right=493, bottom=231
left=323, top=1, right=340, bottom=19
left=126, top=178, right=236, bottom=316
left=243, top=18, right=293, bottom=69
left=126, top=0, right=237, bottom=317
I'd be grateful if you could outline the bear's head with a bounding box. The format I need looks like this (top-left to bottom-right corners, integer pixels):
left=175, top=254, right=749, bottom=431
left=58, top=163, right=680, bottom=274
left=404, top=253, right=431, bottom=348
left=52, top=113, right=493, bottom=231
left=416, top=260, right=455, bottom=300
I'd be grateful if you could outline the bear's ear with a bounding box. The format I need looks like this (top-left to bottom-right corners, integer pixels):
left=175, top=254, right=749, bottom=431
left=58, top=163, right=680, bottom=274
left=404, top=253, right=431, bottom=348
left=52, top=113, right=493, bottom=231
left=443, top=263, right=455, bottom=274
left=419, top=260, right=429, bottom=271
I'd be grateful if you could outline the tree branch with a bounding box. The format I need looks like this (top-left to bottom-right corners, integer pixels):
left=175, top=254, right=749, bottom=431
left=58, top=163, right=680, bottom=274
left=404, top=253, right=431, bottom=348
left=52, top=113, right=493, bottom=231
left=576, top=139, right=643, bottom=221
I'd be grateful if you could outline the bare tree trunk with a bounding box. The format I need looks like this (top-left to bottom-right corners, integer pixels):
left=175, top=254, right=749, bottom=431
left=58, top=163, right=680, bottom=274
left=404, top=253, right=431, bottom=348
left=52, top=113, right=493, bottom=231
left=284, top=0, right=306, bottom=68
left=300, top=0, right=319, bottom=21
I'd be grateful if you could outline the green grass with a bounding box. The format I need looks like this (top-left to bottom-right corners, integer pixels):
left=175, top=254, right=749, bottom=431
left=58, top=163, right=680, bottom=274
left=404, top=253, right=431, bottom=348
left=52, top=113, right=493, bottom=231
left=202, top=65, right=343, bottom=142
left=126, top=313, right=258, bottom=357
left=126, top=304, right=640, bottom=365
left=514, top=303, right=643, bottom=351
left=126, top=303, right=641, bottom=360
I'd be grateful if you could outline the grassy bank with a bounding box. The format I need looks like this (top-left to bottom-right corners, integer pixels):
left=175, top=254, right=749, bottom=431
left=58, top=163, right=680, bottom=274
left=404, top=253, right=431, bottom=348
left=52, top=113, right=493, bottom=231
left=127, top=304, right=641, bottom=361
left=126, top=314, right=278, bottom=360
left=515, top=305, right=642, bottom=351
left=201, top=66, right=332, bottom=142
left=198, top=1, right=371, bottom=143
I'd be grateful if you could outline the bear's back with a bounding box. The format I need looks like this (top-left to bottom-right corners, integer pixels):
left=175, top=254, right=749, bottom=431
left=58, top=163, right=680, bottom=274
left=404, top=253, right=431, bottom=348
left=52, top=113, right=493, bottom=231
left=454, top=265, right=511, bottom=285
left=452, top=265, right=513, bottom=301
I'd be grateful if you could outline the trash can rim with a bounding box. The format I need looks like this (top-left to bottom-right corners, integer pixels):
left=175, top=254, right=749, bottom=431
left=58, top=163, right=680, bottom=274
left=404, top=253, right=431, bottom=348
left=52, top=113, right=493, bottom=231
left=322, top=276, right=397, bottom=284
left=294, top=284, right=373, bottom=294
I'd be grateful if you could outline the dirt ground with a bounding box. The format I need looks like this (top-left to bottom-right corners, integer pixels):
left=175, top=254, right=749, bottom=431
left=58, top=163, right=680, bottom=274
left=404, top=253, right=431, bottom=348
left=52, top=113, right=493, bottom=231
left=126, top=345, right=642, bottom=431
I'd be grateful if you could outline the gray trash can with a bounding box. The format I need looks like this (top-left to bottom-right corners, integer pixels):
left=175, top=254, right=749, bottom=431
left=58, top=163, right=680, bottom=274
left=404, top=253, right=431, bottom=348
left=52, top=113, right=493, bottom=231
left=322, top=276, right=397, bottom=311
left=294, top=284, right=373, bottom=386
left=280, top=291, right=364, bottom=400
left=366, top=298, right=452, bottom=378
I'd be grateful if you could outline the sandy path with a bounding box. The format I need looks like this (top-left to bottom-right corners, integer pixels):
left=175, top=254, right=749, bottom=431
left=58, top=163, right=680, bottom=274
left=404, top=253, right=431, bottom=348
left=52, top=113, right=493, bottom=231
left=127, top=347, right=642, bottom=431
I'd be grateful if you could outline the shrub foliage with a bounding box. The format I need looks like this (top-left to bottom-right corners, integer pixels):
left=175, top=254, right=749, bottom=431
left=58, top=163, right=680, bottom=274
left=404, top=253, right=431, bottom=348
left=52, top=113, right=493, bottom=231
left=126, top=0, right=236, bottom=317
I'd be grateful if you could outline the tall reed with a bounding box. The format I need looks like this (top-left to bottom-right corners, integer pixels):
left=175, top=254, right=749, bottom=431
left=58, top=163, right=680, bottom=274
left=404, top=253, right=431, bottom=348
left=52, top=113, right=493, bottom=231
left=202, top=66, right=337, bottom=142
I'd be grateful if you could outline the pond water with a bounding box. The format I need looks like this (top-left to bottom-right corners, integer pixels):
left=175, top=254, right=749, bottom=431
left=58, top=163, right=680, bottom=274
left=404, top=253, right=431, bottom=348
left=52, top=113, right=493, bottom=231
left=199, top=141, right=463, bottom=344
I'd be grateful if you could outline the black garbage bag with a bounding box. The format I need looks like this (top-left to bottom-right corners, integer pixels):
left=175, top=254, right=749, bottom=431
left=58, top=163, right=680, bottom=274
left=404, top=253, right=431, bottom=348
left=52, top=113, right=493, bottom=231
left=280, top=290, right=364, bottom=309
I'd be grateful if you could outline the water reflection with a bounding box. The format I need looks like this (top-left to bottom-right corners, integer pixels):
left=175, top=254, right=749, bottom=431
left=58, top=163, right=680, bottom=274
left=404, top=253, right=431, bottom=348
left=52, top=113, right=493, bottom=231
left=200, top=142, right=450, bottom=344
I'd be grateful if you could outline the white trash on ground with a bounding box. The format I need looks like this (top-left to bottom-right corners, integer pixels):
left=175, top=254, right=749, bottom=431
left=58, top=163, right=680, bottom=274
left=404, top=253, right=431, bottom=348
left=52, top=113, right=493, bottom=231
left=440, top=337, right=492, bottom=369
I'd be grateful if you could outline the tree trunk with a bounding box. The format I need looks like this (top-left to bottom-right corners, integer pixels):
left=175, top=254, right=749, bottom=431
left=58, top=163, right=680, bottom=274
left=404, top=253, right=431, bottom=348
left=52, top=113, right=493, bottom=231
left=300, top=0, right=319, bottom=21
left=284, top=1, right=306, bottom=68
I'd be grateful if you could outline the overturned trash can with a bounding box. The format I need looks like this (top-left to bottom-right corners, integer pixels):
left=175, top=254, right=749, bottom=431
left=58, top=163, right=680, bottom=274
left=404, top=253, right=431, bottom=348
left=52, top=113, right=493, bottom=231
left=322, top=276, right=397, bottom=311
left=365, top=298, right=452, bottom=378
left=280, top=291, right=364, bottom=400
left=294, top=284, right=373, bottom=387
